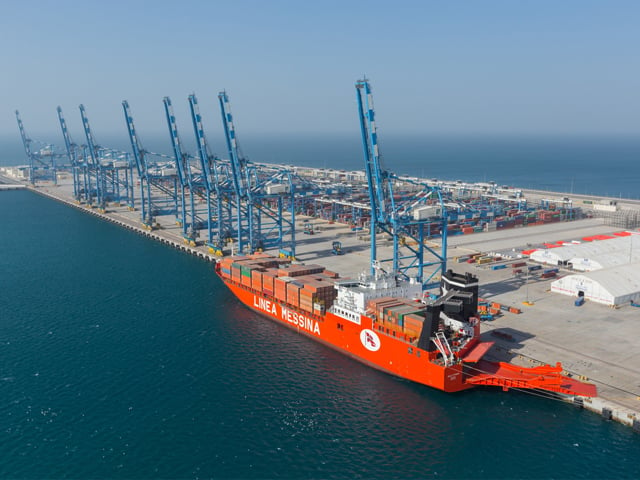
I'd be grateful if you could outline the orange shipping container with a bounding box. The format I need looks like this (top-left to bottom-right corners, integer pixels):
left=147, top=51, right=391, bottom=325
left=404, top=326, right=422, bottom=338
left=286, top=283, right=301, bottom=305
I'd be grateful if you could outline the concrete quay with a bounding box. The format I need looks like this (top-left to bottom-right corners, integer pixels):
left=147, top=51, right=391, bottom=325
left=16, top=179, right=640, bottom=431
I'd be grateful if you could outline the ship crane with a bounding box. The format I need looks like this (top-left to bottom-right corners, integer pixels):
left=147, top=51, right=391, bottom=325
left=355, top=79, right=447, bottom=287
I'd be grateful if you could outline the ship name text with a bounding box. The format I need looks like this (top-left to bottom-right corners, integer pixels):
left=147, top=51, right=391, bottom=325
left=253, top=296, right=321, bottom=335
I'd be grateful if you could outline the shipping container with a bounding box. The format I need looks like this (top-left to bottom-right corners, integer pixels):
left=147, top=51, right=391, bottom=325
left=251, top=270, right=263, bottom=291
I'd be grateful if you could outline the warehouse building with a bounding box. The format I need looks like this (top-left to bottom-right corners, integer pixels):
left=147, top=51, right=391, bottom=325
left=550, top=264, right=640, bottom=306
left=530, top=234, right=640, bottom=271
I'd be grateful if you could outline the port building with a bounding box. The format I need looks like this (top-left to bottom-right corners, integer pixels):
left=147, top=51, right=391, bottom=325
left=550, top=263, right=640, bottom=307
left=530, top=234, right=640, bottom=271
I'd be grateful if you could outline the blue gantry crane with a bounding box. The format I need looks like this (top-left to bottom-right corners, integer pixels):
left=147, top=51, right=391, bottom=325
left=218, top=90, right=297, bottom=257
left=123, top=100, right=154, bottom=228
left=79, top=104, right=134, bottom=213
left=15, top=110, right=61, bottom=185
left=56, top=106, right=86, bottom=203
left=78, top=104, right=106, bottom=210
left=56, top=106, right=84, bottom=201
left=355, top=79, right=447, bottom=287
left=122, top=100, right=182, bottom=229
left=188, top=93, right=233, bottom=255
left=218, top=90, right=252, bottom=253
left=163, top=96, right=196, bottom=244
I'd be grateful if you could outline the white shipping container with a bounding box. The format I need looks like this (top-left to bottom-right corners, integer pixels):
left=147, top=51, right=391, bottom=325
left=413, top=206, right=442, bottom=221
left=266, top=184, right=289, bottom=194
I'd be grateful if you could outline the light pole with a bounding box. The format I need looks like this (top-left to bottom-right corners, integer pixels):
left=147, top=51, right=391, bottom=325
left=523, top=268, right=534, bottom=306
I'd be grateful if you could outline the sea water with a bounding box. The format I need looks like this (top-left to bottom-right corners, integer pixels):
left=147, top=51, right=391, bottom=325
left=1, top=192, right=640, bottom=478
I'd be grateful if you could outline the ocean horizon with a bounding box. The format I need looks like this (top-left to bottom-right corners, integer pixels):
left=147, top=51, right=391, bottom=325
left=2, top=132, right=640, bottom=199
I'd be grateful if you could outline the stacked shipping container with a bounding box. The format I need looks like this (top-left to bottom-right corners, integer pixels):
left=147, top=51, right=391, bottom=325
left=217, top=254, right=340, bottom=314
left=366, top=297, right=426, bottom=340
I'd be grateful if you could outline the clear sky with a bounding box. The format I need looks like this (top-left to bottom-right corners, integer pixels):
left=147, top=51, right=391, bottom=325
left=2, top=0, right=639, bottom=142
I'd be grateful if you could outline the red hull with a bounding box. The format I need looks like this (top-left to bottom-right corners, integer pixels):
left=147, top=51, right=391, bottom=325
left=221, top=275, right=474, bottom=393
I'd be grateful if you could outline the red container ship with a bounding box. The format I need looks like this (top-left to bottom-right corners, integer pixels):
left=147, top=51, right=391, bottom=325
left=215, top=253, right=596, bottom=398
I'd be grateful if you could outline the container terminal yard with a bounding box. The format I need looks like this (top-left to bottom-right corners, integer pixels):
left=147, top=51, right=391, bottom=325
left=5, top=81, right=640, bottom=428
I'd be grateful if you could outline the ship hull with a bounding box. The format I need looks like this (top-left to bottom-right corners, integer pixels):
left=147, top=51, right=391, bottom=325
left=221, top=275, right=474, bottom=393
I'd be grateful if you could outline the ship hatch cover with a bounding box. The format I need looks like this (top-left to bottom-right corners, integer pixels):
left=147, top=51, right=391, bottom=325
left=462, top=341, right=494, bottom=363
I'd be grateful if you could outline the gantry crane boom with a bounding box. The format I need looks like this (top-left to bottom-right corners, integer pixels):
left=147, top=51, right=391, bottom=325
left=79, top=104, right=99, bottom=168
left=163, top=96, right=194, bottom=240
left=56, top=107, right=75, bottom=165
left=122, top=100, right=152, bottom=226
left=121, top=100, right=145, bottom=178
left=355, top=79, right=394, bottom=225
left=78, top=104, right=104, bottom=208
left=187, top=94, right=213, bottom=190
left=162, top=97, right=189, bottom=189
left=15, top=110, right=34, bottom=184
left=56, top=106, right=81, bottom=199
left=15, top=110, right=33, bottom=161
left=218, top=91, right=246, bottom=199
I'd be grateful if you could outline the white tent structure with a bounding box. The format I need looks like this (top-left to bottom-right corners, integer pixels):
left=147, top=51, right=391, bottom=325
left=530, top=234, right=640, bottom=271
left=551, top=263, right=640, bottom=306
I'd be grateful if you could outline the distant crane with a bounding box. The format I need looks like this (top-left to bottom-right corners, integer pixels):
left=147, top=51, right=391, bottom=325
left=123, top=100, right=181, bottom=229
left=56, top=106, right=83, bottom=201
left=78, top=104, right=106, bottom=210
left=15, top=110, right=59, bottom=185
left=163, top=96, right=195, bottom=244
left=78, top=104, right=134, bottom=212
left=122, top=100, right=154, bottom=227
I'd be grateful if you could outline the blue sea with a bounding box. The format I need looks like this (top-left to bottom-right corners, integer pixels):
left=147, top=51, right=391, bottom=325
left=2, top=134, right=640, bottom=478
